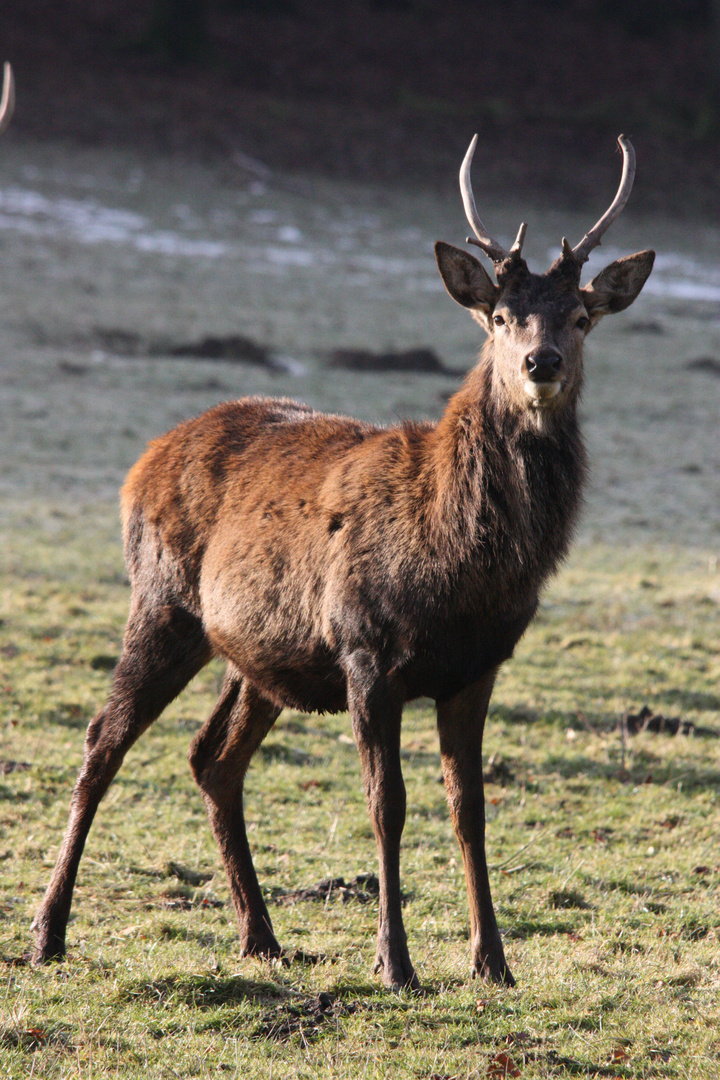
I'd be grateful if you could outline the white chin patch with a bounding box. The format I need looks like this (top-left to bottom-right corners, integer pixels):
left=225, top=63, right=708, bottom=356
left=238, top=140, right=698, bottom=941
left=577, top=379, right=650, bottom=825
left=524, top=380, right=561, bottom=406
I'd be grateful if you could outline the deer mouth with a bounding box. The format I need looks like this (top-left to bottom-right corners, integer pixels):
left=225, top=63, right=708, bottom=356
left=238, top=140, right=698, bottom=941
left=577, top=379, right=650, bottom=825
left=524, top=379, right=561, bottom=406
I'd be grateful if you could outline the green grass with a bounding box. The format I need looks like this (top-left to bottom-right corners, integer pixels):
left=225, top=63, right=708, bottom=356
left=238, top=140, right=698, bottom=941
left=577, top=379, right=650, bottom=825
left=1, top=502, right=719, bottom=1078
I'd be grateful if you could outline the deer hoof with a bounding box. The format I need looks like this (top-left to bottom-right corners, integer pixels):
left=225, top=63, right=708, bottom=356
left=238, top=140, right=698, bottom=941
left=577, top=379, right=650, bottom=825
left=471, top=957, right=516, bottom=987
left=374, top=948, right=421, bottom=991
left=240, top=931, right=283, bottom=960
left=31, top=936, right=66, bottom=966
left=30, top=914, right=67, bottom=965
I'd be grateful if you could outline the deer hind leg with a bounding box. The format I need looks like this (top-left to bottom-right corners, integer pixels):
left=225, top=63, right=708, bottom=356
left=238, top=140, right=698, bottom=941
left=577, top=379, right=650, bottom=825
left=31, top=599, right=211, bottom=964
left=436, top=671, right=515, bottom=987
left=188, top=671, right=282, bottom=958
left=346, top=652, right=418, bottom=990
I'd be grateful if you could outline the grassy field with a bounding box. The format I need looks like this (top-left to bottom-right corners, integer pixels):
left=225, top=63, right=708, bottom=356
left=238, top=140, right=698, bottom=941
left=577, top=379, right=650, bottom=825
left=0, top=130, right=718, bottom=1078
left=1, top=504, right=719, bottom=1079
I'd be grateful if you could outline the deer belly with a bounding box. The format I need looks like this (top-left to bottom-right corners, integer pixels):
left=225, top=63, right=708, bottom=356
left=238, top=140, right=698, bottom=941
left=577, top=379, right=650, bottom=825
left=199, top=557, right=348, bottom=712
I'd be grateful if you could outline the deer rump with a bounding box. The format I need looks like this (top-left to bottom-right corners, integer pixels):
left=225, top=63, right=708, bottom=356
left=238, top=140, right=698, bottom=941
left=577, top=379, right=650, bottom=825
left=121, top=391, right=564, bottom=714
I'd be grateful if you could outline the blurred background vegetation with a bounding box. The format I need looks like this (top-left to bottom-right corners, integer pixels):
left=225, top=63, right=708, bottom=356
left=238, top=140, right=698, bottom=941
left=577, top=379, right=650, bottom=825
left=0, top=0, right=719, bottom=212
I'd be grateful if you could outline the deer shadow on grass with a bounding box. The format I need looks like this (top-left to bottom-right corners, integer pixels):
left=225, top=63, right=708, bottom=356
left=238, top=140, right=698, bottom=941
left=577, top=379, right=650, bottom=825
left=491, top=705, right=720, bottom=790
left=119, top=972, right=292, bottom=1008
left=660, top=689, right=720, bottom=713
left=540, top=741, right=720, bottom=791
left=121, top=972, right=425, bottom=1044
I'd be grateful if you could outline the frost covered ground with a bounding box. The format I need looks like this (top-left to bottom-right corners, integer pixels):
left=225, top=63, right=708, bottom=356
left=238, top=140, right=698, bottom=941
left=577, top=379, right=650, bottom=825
left=0, top=138, right=718, bottom=547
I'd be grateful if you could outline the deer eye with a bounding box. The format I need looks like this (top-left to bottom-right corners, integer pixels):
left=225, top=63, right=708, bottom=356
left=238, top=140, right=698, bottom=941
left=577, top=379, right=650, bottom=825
left=493, top=315, right=505, bottom=327
left=576, top=315, right=590, bottom=330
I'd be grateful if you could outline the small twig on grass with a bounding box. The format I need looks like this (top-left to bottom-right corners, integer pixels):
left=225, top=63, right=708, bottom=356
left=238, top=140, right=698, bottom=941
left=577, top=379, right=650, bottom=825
left=558, top=859, right=585, bottom=892
left=139, top=749, right=174, bottom=767
left=575, top=711, right=596, bottom=736
left=233, top=149, right=318, bottom=198
left=490, top=830, right=548, bottom=871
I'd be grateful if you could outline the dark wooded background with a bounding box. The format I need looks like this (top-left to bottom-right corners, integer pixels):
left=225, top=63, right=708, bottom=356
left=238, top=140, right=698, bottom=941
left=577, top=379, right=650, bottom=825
left=1, top=1, right=719, bottom=212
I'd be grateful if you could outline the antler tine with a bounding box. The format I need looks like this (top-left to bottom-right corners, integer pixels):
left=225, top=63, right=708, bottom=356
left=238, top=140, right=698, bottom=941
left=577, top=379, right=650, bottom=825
left=571, top=135, right=636, bottom=265
left=459, top=134, right=517, bottom=264
left=510, top=221, right=527, bottom=255
left=0, top=63, right=15, bottom=134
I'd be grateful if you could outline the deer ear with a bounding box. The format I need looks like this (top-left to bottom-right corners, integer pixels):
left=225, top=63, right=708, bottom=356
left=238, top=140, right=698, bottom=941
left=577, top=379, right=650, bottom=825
left=581, top=250, right=655, bottom=321
left=434, top=241, right=499, bottom=316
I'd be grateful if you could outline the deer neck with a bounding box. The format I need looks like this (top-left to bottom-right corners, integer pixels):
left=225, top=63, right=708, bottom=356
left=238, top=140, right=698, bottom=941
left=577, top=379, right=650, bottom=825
left=426, top=354, right=587, bottom=576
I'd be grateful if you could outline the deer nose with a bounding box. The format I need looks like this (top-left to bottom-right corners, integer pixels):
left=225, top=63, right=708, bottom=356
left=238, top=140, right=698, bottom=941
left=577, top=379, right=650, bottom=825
left=524, top=348, right=562, bottom=382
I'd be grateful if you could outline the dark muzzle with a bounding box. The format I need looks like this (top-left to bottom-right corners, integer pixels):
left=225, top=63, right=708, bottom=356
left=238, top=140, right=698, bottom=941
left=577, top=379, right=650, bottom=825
left=525, top=349, right=562, bottom=382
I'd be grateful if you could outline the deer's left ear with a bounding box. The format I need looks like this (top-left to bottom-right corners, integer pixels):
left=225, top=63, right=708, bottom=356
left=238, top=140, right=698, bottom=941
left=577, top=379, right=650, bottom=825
left=581, top=250, right=655, bottom=321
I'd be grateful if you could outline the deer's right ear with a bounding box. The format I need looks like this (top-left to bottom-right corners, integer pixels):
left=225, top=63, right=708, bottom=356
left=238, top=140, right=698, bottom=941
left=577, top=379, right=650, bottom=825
left=434, top=242, right=499, bottom=322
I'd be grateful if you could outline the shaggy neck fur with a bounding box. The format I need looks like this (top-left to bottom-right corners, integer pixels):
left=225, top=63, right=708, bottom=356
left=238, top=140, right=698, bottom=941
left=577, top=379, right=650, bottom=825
left=424, top=347, right=587, bottom=596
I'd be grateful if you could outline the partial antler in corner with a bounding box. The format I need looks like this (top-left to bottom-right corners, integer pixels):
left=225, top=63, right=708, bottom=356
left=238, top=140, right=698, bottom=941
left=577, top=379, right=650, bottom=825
left=0, top=63, right=15, bottom=134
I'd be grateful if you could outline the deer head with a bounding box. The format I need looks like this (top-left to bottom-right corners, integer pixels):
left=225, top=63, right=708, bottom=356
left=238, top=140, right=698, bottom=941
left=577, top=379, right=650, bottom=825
left=435, top=135, right=654, bottom=419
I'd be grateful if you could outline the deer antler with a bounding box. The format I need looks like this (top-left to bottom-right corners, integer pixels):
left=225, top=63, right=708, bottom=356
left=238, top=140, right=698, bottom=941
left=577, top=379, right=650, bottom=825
left=460, top=134, right=526, bottom=264
left=569, top=135, right=636, bottom=265
left=0, top=63, right=15, bottom=134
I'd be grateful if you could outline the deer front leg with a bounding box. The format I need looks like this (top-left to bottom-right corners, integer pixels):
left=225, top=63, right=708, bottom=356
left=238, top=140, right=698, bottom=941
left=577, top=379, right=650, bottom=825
left=346, top=653, right=418, bottom=990
left=436, top=672, right=515, bottom=987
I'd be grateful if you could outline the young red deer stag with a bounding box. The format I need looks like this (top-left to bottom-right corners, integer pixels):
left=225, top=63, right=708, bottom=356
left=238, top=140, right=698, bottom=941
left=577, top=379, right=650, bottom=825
left=32, top=135, right=654, bottom=989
